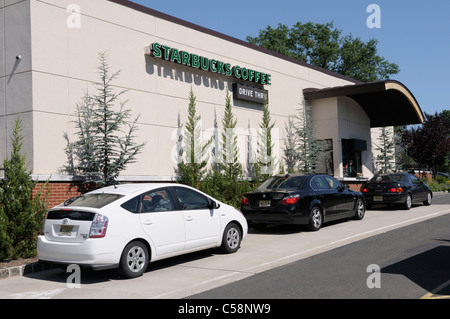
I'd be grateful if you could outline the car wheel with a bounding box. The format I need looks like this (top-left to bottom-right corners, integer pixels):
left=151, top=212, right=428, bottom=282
left=353, top=198, right=365, bottom=220
left=423, top=192, right=432, bottom=206
left=307, top=206, right=323, bottom=231
left=118, top=241, right=149, bottom=279
left=220, top=223, right=242, bottom=254
left=403, top=194, right=412, bottom=210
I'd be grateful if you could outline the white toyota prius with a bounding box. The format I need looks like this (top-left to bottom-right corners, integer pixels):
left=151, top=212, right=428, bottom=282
left=37, top=183, right=248, bottom=278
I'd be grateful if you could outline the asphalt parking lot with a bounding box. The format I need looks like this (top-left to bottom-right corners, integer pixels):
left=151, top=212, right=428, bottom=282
left=0, top=192, right=449, bottom=299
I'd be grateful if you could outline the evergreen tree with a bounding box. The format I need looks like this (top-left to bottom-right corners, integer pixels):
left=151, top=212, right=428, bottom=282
left=211, top=109, right=221, bottom=171
left=393, top=126, right=409, bottom=172
left=0, top=190, right=12, bottom=260
left=246, top=121, right=257, bottom=178
left=295, top=103, right=321, bottom=173
left=198, top=89, right=255, bottom=208
left=67, top=52, right=145, bottom=186
left=65, top=92, right=96, bottom=178
left=220, top=88, right=242, bottom=180
left=0, top=116, right=49, bottom=260
left=174, top=111, right=183, bottom=170
left=283, top=115, right=299, bottom=173
left=373, top=127, right=395, bottom=173
left=257, top=97, right=277, bottom=178
left=178, top=87, right=212, bottom=187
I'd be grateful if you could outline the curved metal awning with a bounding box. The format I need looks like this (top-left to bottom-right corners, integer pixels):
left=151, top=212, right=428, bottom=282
left=303, top=80, right=424, bottom=127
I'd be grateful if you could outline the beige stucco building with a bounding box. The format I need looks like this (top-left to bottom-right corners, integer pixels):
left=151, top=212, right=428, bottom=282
left=1, top=0, right=424, bottom=191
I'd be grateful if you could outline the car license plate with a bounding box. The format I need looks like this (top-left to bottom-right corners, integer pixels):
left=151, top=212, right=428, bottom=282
left=59, top=225, right=73, bottom=236
left=259, top=200, right=271, bottom=207
left=373, top=196, right=383, bottom=202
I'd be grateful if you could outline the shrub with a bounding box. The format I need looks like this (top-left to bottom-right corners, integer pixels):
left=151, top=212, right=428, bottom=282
left=426, top=179, right=449, bottom=193
left=199, top=171, right=256, bottom=208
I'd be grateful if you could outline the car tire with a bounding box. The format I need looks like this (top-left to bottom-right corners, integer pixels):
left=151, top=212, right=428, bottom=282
left=403, top=194, right=412, bottom=210
left=220, top=223, right=242, bottom=254
left=353, top=198, right=365, bottom=220
left=118, top=241, right=149, bottom=279
left=423, top=192, right=432, bottom=206
left=307, top=206, right=323, bottom=231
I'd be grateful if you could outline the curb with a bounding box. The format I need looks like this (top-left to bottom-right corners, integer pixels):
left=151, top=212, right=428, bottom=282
left=0, top=262, right=54, bottom=280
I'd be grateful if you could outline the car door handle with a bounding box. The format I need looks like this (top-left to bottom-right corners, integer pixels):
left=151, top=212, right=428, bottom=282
left=185, top=216, right=193, bottom=222
left=143, top=219, right=153, bottom=225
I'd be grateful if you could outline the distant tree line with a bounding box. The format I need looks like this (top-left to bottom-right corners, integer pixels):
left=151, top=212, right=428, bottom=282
left=247, top=21, right=399, bottom=82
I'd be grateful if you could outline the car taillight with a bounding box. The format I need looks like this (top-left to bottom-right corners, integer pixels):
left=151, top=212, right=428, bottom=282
left=282, top=195, right=300, bottom=205
left=89, top=213, right=109, bottom=238
left=388, top=187, right=404, bottom=193
left=361, top=188, right=369, bottom=193
left=242, top=197, right=249, bottom=205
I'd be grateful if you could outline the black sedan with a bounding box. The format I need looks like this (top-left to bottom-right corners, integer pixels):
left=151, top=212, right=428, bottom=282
left=360, top=173, right=432, bottom=210
left=241, top=173, right=365, bottom=231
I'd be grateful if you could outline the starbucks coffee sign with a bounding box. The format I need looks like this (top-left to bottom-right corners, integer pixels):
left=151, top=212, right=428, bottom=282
left=146, top=43, right=272, bottom=86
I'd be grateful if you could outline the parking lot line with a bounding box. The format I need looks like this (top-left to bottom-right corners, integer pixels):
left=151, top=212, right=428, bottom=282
left=421, top=279, right=450, bottom=299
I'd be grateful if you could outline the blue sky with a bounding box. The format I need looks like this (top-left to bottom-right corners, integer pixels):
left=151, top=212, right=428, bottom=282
left=131, top=0, right=450, bottom=116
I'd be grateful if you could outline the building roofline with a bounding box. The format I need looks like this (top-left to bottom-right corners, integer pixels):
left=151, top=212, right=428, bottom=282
left=108, top=0, right=362, bottom=84
left=304, top=80, right=425, bottom=127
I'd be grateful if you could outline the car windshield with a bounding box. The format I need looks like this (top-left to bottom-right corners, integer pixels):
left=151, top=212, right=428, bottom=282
left=371, top=174, right=405, bottom=182
left=63, top=194, right=124, bottom=208
left=257, top=176, right=307, bottom=191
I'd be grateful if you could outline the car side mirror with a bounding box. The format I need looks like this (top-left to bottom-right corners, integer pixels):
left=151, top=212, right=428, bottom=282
left=208, top=199, right=220, bottom=210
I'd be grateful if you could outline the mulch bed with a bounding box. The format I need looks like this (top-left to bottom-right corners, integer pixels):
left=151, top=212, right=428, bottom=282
left=0, top=257, right=39, bottom=270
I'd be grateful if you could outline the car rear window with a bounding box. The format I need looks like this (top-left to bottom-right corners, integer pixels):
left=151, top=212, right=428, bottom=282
left=63, top=194, right=124, bottom=208
left=47, top=210, right=95, bottom=221
left=371, top=174, right=404, bottom=182
left=257, top=176, right=307, bottom=190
